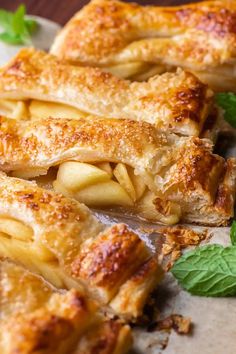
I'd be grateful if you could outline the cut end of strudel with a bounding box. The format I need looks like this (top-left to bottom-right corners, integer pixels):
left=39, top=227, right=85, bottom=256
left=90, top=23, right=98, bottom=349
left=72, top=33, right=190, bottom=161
left=51, top=0, right=236, bottom=92
left=0, top=116, right=235, bottom=226
left=0, top=48, right=215, bottom=137
left=0, top=172, right=163, bottom=321
left=0, top=260, right=132, bottom=354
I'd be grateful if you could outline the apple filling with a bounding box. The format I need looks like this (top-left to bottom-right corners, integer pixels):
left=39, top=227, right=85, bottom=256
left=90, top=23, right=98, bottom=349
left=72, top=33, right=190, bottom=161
left=104, top=61, right=175, bottom=81
left=11, top=160, right=181, bottom=224
left=0, top=98, right=87, bottom=120
left=52, top=161, right=181, bottom=224
left=0, top=217, right=67, bottom=288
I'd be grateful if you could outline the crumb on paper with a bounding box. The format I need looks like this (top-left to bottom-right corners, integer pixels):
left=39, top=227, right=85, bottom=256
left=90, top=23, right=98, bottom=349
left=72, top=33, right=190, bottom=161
left=148, top=314, right=192, bottom=335
left=159, top=226, right=210, bottom=270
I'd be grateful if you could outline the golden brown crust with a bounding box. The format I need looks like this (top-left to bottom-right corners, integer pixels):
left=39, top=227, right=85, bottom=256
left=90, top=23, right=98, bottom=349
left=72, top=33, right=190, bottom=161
left=50, top=0, right=236, bottom=91
left=0, top=116, right=234, bottom=225
left=0, top=261, right=132, bottom=354
left=0, top=116, right=166, bottom=172
left=71, top=224, right=150, bottom=302
left=0, top=48, right=212, bottom=136
left=0, top=172, right=161, bottom=320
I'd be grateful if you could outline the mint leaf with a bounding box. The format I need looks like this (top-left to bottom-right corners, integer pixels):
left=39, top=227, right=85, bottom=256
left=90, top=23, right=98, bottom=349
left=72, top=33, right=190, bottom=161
left=12, top=4, right=25, bottom=35
left=0, top=32, right=24, bottom=45
left=0, top=5, right=38, bottom=45
left=216, top=93, right=236, bottom=128
left=171, top=244, right=236, bottom=296
left=230, top=221, right=236, bottom=245
left=25, top=18, right=38, bottom=34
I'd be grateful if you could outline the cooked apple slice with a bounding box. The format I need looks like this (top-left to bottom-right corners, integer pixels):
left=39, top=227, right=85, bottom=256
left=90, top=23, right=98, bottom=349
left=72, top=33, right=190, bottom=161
left=76, top=180, right=133, bottom=207
left=57, top=162, right=111, bottom=191
left=53, top=180, right=74, bottom=198
left=105, top=62, right=149, bottom=79
left=127, top=168, right=146, bottom=200
left=11, top=167, right=48, bottom=179
left=137, top=191, right=181, bottom=224
left=0, top=236, right=61, bottom=286
left=0, top=99, right=16, bottom=116
left=29, top=100, right=86, bottom=119
left=12, top=101, right=29, bottom=119
left=0, top=217, right=33, bottom=241
left=113, top=163, right=136, bottom=201
left=96, top=162, right=113, bottom=177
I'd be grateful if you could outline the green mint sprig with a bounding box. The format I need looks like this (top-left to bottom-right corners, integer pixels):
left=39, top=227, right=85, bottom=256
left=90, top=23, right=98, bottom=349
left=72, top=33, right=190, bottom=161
left=230, top=220, right=236, bottom=245
left=0, top=4, right=38, bottom=45
left=171, top=222, right=236, bottom=297
left=215, top=92, right=236, bottom=128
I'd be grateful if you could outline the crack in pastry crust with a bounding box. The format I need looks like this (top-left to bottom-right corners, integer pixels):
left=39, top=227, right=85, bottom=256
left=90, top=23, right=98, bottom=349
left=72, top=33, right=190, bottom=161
left=50, top=0, right=236, bottom=91
left=0, top=116, right=235, bottom=226
left=0, top=48, right=213, bottom=137
left=0, top=261, right=132, bottom=354
left=0, top=172, right=162, bottom=320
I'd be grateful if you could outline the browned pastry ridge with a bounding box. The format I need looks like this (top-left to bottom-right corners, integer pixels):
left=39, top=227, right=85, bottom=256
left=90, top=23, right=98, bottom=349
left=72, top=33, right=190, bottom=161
left=0, top=172, right=162, bottom=321
left=51, top=0, right=236, bottom=91
left=0, top=260, right=132, bottom=354
left=0, top=116, right=235, bottom=226
left=0, top=48, right=215, bottom=137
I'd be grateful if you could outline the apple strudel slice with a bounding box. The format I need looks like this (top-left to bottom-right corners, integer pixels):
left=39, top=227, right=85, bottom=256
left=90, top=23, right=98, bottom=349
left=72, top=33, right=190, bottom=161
left=51, top=0, right=236, bottom=92
left=0, top=260, right=132, bottom=354
left=0, top=117, right=235, bottom=226
left=0, top=48, right=214, bottom=137
left=0, top=172, right=163, bottom=320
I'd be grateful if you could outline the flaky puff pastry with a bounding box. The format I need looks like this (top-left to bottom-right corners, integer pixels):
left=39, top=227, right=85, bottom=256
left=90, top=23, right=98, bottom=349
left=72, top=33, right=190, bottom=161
left=0, top=48, right=213, bottom=137
left=0, top=116, right=235, bottom=226
left=0, top=172, right=162, bottom=320
left=51, top=0, right=236, bottom=91
left=0, top=261, right=132, bottom=354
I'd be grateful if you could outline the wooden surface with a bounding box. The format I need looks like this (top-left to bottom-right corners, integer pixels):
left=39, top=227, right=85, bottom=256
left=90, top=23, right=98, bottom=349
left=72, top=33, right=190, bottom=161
left=0, top=0, right=199, bottom=25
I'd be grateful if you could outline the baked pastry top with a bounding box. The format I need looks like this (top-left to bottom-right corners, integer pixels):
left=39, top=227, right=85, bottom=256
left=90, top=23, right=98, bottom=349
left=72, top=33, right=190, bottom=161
left=0, top=48, right=214, bottom=137
left=0, top=260, right=132, bottom=354
left=0, top=116, right=235, bottom=226
left=0, top=172, right=162, bottom=320
left=50, top=0, right=236, bottom=91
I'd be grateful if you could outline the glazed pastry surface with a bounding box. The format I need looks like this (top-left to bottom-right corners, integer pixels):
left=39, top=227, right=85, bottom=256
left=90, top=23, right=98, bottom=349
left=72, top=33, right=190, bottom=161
left=0, top=48, right=213, bottom=137
left=0, top=260, right=132, bottom=354
left=51, top=0, right=236, bottom=91
left=0, top=172, right=162, bottom=320
left=0, top=117, right=235, bottom=226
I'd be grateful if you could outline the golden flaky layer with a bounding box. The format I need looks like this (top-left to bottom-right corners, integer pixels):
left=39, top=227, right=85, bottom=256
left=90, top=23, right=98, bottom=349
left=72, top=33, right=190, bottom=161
left=51, top=0, right=236, bottom=91
left=0, top=172, right=162, bottom=320
left=0, top=261, right=132, bottom=354
left=0, top=116, right=235, bottom=226
left=0, top=48, right=213, bottom=137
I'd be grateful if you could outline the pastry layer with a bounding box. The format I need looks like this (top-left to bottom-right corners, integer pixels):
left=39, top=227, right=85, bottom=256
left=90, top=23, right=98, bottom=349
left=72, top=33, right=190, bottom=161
left=51, top=0, right=236, bottom=91
left=0, top=260, right=132, bottom=354
left=0, top=172, right=162, bottom=320
left=0, top=48, right=213, bottom=137
left=0, top=116, right=235, bottom=226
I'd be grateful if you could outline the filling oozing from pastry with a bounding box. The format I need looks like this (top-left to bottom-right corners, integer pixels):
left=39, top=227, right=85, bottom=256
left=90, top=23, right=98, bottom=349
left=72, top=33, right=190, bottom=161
left=0, top=216, right=63, bottom=288
left=0, top=97, right=219, bottom=141
left=0, top=116, right=234, bottom=226
left=11, top=160, right=182, bottom=225
left=50, top=161, right=181, bottom=225
left=0, top=48, right=216, bottom=138
left=104, top=61, right=176, bottom=81
left=0, top=260, right=132, bottom=354
left=0, top=173, right=163, bottom=320
left=0, top=99, right=86, bottom=120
